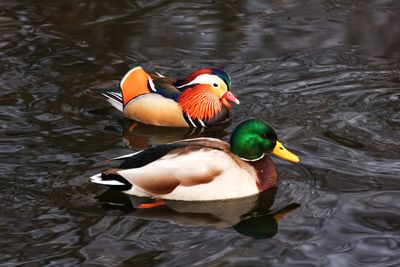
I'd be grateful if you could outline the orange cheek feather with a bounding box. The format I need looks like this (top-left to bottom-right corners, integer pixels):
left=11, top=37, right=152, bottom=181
left=179, top=86, right=222, bottom=121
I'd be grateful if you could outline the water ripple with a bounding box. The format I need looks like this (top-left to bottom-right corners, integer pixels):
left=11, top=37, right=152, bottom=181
left=1, top=0, right=400, bottom=266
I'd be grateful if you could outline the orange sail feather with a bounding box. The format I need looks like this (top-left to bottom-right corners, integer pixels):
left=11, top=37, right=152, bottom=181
left=120, top=67, right=151, bottom=106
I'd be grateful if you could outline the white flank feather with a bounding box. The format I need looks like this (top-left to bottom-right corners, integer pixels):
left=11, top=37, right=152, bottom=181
left=119, top=149, right=259, bottom=201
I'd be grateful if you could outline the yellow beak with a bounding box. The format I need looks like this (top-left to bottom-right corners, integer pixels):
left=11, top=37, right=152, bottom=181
left=272, top=141, right=300, bottom=163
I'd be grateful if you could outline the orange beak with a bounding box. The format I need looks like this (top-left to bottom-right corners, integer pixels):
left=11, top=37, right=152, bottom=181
left=222, top=91, right=240, bottom=107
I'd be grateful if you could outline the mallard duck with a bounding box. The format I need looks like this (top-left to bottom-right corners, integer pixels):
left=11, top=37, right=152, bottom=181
left=102, top=67, right=240, bottom=127
left=90, top=119, right=300, bottom=201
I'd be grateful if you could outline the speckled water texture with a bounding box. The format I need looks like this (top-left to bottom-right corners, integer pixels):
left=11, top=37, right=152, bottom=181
left=1, top=1, right=399, bottom=266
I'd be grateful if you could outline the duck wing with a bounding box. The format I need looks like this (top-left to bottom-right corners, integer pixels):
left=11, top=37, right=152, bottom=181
left=102, top=67, right=182, bottom=110
left=149, top=74, right=181, bottom=101
left=91, top=138, right=235, bottom=196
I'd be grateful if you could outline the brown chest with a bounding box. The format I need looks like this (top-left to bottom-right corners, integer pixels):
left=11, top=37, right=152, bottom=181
left=248, top=156, right=278, bottom=191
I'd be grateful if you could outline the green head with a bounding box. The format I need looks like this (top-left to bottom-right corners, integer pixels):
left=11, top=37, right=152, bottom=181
left=230, top=119, right=300, bottom=162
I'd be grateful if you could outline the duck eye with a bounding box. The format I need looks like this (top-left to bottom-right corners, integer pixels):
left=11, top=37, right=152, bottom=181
left=212, top=83, right=218, bottom=87
left=262, top=133, right=269, bottom=139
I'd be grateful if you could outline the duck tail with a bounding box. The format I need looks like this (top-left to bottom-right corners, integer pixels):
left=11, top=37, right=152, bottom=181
left=119, top=66, right=152, bottom=107
left=101, top=88, right=123, bottom=112
left=90, top=171, right=132, bottom=191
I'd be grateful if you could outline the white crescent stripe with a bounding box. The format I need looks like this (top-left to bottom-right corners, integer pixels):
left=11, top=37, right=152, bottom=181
left=148, top=77, right=156, bottom=92
left=186, top=115, right=197, bottom=128
left=198, top=119, right=205, bottom=127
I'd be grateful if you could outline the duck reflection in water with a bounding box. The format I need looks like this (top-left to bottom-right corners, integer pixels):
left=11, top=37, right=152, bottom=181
left=96, top=187, right=299, bottom=239
left=122, top=118, right=230, bottom=149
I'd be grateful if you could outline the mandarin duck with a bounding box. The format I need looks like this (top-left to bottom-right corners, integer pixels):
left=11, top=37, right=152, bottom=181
left=103, top=67, right=240, bottom=127
left=91, top=119, right=300, bottom=201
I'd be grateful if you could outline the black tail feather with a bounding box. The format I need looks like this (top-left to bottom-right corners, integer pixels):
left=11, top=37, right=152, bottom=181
left=101, top=172, right=132, bottom=191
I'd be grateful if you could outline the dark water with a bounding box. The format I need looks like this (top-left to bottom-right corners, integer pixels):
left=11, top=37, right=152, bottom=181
left=1, top=0, right=400, bottom=266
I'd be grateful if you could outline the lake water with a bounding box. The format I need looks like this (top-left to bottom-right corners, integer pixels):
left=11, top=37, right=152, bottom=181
left=1, top=0, right=400, bottom=266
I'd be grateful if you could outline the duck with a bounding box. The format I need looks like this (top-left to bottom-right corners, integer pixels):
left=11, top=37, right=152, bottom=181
left=90, top=119, right=300, bottom=201
left=102, top=67, right=240, bottom=127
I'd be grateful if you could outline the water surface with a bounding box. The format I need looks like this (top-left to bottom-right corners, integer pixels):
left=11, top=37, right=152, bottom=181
left=1, top=0, right=400, bottom=266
